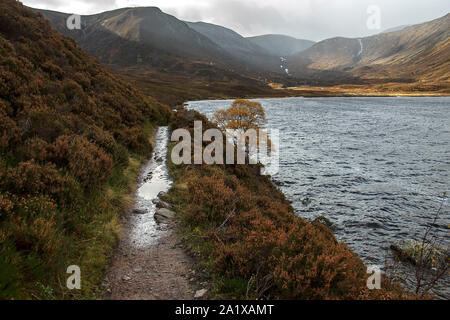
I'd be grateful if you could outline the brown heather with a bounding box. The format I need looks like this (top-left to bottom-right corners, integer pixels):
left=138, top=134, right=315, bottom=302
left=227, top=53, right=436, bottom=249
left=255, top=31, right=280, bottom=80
left=0, top=0, right=423, bottom=300
left=166, top=109, right=416, bottom=300
left=0, top=0, right=171, bottom=299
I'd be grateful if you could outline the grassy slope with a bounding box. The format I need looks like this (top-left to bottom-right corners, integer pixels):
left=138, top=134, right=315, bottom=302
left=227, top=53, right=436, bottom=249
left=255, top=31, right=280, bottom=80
left=109, top=65, right=300, bottom=107
left=271, top=83, right=450, bottom=97
left=0, top=0, right=171, bottom=299
left=287, top=14, right=450, bottom=92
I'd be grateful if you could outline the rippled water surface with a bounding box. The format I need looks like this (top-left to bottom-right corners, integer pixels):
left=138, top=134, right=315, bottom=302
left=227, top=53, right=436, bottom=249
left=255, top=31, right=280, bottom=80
left=187, top=97, right=450, bottom=297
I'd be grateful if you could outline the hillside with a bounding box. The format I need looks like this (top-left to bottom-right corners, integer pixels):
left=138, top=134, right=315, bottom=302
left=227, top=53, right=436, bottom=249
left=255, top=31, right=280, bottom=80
left=185, top=21, right=281, bottom=72
left=35, top=7, right=292, bottom=105
left=288, top=13, right=450, bottom=89
left=247, top=34, right=315, bottom=57
left=381, top=25, right=410, bottom=34
left=34, top=6, right=450, bottom=94
left=35, top=7, right=234, bottom=67
left=35, top=7, right=290, bottom=74
left=0, top=0, right=171, bottom=299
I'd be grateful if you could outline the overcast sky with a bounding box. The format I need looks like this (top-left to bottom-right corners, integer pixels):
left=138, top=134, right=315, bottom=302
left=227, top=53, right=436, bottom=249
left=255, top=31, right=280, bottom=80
left=22, top=0, right=450, bottom=41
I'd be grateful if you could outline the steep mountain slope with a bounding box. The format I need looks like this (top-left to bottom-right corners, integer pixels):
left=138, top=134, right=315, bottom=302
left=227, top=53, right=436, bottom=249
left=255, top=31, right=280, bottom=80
left=33, top=6, right=448, bottom=90
left=34, top=7, right=292, bottom=100
left=185, top=21, right=280, bottom=71
left=247, top=34, right=315, bottom=57
left=35, top=7, right=286, bottom=74
left=0, top=0, right=171, bottom=299
left=35, top=7, right=231, bottom=67
left=186, top=21, right=268, bottom=56
left=289, top=13, right=450, bottom=86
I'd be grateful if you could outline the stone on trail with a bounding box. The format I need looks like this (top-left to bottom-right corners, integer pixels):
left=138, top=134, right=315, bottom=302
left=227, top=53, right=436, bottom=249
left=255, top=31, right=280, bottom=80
left=158, top=191, right=167, bottom=198
left=154, top=208, right=176, bottom=223
left=132, top=208, right=147, bottom=215
left=152, top=199, right=171, bottom=209
left=122, top=275, right=131, bottom=281
left=194, top=289, right=208, bottom=299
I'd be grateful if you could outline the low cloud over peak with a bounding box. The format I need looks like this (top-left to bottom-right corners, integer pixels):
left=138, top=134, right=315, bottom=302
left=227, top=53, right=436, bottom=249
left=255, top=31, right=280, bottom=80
left=23, top=0, right=450, bottom=41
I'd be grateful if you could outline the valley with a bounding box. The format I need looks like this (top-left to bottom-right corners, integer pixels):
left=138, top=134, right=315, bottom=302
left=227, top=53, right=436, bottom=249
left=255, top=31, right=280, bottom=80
left=34, top=7, right=450, bottom=102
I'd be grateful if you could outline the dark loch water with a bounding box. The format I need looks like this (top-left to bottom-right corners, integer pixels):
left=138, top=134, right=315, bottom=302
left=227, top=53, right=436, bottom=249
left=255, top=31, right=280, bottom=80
left=186, top=97, right=450, bottom=298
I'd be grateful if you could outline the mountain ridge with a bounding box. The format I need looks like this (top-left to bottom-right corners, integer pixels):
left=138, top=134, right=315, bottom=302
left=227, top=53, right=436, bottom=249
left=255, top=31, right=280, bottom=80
left=33, top=6, right=449, bottom=91
left=185, top=21, right=282, bottom=72
left=247, top=34, right=315, bottom=57
left=288, top=12, right=450, bottom=86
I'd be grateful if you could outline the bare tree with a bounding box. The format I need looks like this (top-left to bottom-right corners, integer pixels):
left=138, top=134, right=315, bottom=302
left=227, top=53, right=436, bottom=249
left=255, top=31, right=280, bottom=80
left=413, top=193, right=449, bottom=296
left=387, top=193, right=449, bottom=297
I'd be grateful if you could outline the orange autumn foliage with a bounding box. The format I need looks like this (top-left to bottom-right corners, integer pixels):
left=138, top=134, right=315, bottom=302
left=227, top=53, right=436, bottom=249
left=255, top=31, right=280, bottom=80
left=0, top=0, right=172, bottom=299
left=213, top=99, right=267, bottom=133
left=52, top=135, right=113, bottom=189
left=169, top=110, right=415, bottom=300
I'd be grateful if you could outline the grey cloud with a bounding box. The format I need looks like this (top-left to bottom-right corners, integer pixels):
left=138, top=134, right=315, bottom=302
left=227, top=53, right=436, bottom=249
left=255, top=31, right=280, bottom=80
left=22, top=0, right=450, bottom=41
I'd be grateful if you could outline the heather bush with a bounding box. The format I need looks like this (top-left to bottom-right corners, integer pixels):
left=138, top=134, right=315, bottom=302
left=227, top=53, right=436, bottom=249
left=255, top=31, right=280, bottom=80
left=18, top=137, right=51, bottom=162
left=19, top=105, right=65, bottom=142
left=84, top=125, right=119, bottom=156
left=0, top=0, right=171, bottom=299
left=3, top=194, right=63, bottom=264
left=0, top=160, right=80, bottom=208
left=62, top=79, right=83, bottom=102
left=185, top=173, right=365, bottom=299
left=187, top=176, right=237, bottom=226
left=176, top=169, right=415, bottom=300
left=52, top=135, right=113, bottom=189
left=0, top=102, right=20, bottom=151
left=40, top=61, right=64, bottom=80
left=115, top=126, right=152, bottom=156
left=0, top=193, right=65, bottom=293
left=72, top=72, right=91, bottom=90
left=167, top=110, right=415, bottom=300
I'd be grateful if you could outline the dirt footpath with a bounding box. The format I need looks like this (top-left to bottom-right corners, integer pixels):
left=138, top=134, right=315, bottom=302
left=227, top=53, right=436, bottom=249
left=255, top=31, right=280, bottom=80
left=102, top=219, right=199, bottom=300
left=102, top=127, right=207, bottom=300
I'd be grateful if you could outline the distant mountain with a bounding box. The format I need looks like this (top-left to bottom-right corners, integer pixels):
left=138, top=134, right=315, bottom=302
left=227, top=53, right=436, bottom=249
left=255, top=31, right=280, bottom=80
left=35, top=7, right=291, bottom=79
left=34, top=6, right=449, bottom=89
left=289, top=13, right=450, bottom=85
left=35, top=7, right=232, bottom=67
left=186, top=21, right=268, bottom=57
left=33, top=7, right=296, bottom=106
left=381, top=25, right=410, bottom=34
left=247, top=34, right=315, bottom=57
left=185, top=21, right=280, bottom=71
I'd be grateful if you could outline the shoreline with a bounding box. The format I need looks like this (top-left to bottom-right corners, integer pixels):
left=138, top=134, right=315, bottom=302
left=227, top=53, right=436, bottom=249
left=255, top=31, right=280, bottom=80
left=162, top=108, right=417, bottom=299
left=101, top=98, right=448, bottom=300
left=180, top=98, right=449, bottom=299
left=181, top=94, right=450, bottom=107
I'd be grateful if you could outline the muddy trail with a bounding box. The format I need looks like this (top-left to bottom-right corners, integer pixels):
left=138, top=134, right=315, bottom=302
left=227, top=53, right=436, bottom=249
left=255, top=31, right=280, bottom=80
left=102, top=127, right=205, bottom=300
